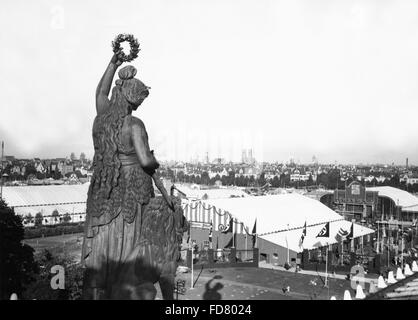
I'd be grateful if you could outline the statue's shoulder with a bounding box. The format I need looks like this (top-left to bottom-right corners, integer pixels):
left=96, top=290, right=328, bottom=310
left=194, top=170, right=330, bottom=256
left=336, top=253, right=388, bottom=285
left=130, top=116, right=145, bottom=129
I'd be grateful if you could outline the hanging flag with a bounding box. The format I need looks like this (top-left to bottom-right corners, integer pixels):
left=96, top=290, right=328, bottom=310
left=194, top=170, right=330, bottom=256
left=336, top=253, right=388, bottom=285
left=336, top=228, right=349, bottom=241
left=186, top=225, right=191, bottom=244
left=208, top=221, right=213, bottom=247
left=338, top=227, right=349, bottom=238
left=316, top=222, right=329, bottom=238
left=251, top=218, right=257, bottom=247
left=336, top=226, right=347, bottom=243
left=346, top=222, right=354, bottom=240
left=299, top=221, right=307, bottom=248
left=219, top=215, right=233, bottom=234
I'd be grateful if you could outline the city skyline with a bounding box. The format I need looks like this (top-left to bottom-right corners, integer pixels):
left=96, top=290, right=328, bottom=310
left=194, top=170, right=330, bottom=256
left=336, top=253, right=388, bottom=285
left=1, top=1, right=418, bottom=165
left=1, top=143, right=416, bottom=168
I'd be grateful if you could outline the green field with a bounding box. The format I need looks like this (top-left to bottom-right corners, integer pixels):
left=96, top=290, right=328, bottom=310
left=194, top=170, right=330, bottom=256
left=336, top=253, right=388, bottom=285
left=23, top=233, right=84, bottom=262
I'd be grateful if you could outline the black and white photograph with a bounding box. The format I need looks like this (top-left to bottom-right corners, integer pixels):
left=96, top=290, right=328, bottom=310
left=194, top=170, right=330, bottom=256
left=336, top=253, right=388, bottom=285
left=1, top=0, right=418, bottom=309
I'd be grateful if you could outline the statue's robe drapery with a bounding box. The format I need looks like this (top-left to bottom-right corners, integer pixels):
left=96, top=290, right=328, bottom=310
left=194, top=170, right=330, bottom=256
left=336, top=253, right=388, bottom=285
left=81, top=115, right=154, bottom=298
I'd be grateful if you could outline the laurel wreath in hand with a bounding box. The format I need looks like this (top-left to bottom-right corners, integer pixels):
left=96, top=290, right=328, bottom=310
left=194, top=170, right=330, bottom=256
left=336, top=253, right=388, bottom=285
left=111, top=34, right=140, bottom=62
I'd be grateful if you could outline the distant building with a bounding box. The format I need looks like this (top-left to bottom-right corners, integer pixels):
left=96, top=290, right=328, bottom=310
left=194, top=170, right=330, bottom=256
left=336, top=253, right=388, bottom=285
left=321, top=181, right=379, bottom=223
left=59, top=162, right=74, bottom=176
left=208, top=168, right=228, bottom=179
left=212, top=158, right=225, bottom=165
left=75, top=166, right=88, bottom=176
left=319, top=181, right=418, bottom=226
left=400, top=174, right=418, bottom=185
left=290, top=169, right=310, bottom=182
left=50, top=163, right=58, bottom=172
left=11, top=165, right=21, bottom=175
left=241, top=149, right=255, bottom=165
left=35, top=162, right=46, bottom=173
left=240, top=165, right=259, bottom=178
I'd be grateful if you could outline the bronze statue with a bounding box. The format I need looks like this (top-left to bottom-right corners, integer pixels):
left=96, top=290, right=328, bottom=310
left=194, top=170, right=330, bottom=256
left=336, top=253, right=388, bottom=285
left=82, top=40, right=188, bottom=300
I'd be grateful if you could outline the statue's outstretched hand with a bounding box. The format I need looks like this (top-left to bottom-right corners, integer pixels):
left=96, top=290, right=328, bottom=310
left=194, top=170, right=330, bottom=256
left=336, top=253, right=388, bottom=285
left=111, top=51, right=123, bottom=67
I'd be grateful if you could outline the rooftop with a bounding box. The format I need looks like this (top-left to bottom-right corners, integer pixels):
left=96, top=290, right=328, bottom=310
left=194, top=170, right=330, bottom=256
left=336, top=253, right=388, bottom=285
left=366, top=186, right=418, bottom=209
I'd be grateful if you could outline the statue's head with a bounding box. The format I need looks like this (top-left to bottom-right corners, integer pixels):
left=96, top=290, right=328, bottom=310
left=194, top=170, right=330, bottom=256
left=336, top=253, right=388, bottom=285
left=115, top=65, right=149, bottom=110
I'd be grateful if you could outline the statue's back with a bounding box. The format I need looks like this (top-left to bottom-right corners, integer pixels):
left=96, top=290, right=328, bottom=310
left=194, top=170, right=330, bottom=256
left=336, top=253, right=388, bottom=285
left=87, top=113, right=154, bottom=224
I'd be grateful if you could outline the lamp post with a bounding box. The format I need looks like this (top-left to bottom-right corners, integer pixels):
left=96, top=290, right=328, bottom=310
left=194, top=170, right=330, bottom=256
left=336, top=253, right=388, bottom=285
left=398, top=199, right=404, bottom=270
left=325, top=244, right=328, bottom=288
left=286, top=224, right=290, bottom=265
left=190, top=239, right=194, bottom=289
left=190, top=234, right=194, bottom=289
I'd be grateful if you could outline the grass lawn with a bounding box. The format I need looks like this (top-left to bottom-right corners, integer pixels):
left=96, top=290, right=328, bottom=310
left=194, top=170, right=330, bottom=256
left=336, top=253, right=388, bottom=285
left=23, top=233, right=83, bottom=261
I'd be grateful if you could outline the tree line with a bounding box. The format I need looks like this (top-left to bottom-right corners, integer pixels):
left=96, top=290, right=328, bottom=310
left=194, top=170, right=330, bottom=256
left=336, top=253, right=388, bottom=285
left=160, top=168, right=418, bottom=192
left=1, top=163, right=91, bottom=181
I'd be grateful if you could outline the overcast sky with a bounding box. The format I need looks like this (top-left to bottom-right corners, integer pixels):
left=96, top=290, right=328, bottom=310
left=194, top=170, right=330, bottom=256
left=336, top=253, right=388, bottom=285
left=1, top=0, right=418, bottom=165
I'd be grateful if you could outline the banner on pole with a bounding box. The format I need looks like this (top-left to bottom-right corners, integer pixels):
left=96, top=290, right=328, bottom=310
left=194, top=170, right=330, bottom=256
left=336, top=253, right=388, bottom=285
left=316, top=222, right=330, bottom=238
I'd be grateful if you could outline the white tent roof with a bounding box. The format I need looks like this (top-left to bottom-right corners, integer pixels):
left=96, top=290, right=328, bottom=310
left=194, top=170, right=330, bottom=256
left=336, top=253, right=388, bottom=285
left=1, top=183, right=89, bottom=216
left=367, top=186, right=418, bottom=209
left=403, top=204, right=418, bottom=213
left=176, top=184, right=248, bottom=200
left=204, top=194, right=344, bottom=234
left=204, top=193, right=374, bottom=252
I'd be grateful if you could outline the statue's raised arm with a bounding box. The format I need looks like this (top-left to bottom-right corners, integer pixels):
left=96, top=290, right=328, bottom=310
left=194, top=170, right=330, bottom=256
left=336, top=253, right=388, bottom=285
left=95, top=52, right=123, bottom=114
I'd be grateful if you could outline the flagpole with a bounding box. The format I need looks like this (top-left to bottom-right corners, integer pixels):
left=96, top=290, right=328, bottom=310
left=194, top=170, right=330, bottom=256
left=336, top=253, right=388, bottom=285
left=232, top=218, right=235, bottom=248
left=245, top=231, right=247, bottom=261
left=191, top=245, right=194, bottom=289
left=0, top=141, right=4, bottom=200
left=286, top=224, right=290, bottom=264
left=387, top=238, right=390, bottom=268
left=252, top=218, right=257, bottom=249
left=325, top=243, right=328, bottom=288
left=190, top=227, right=194, bottom=289
left=401, top=202, right=404, bottom=271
